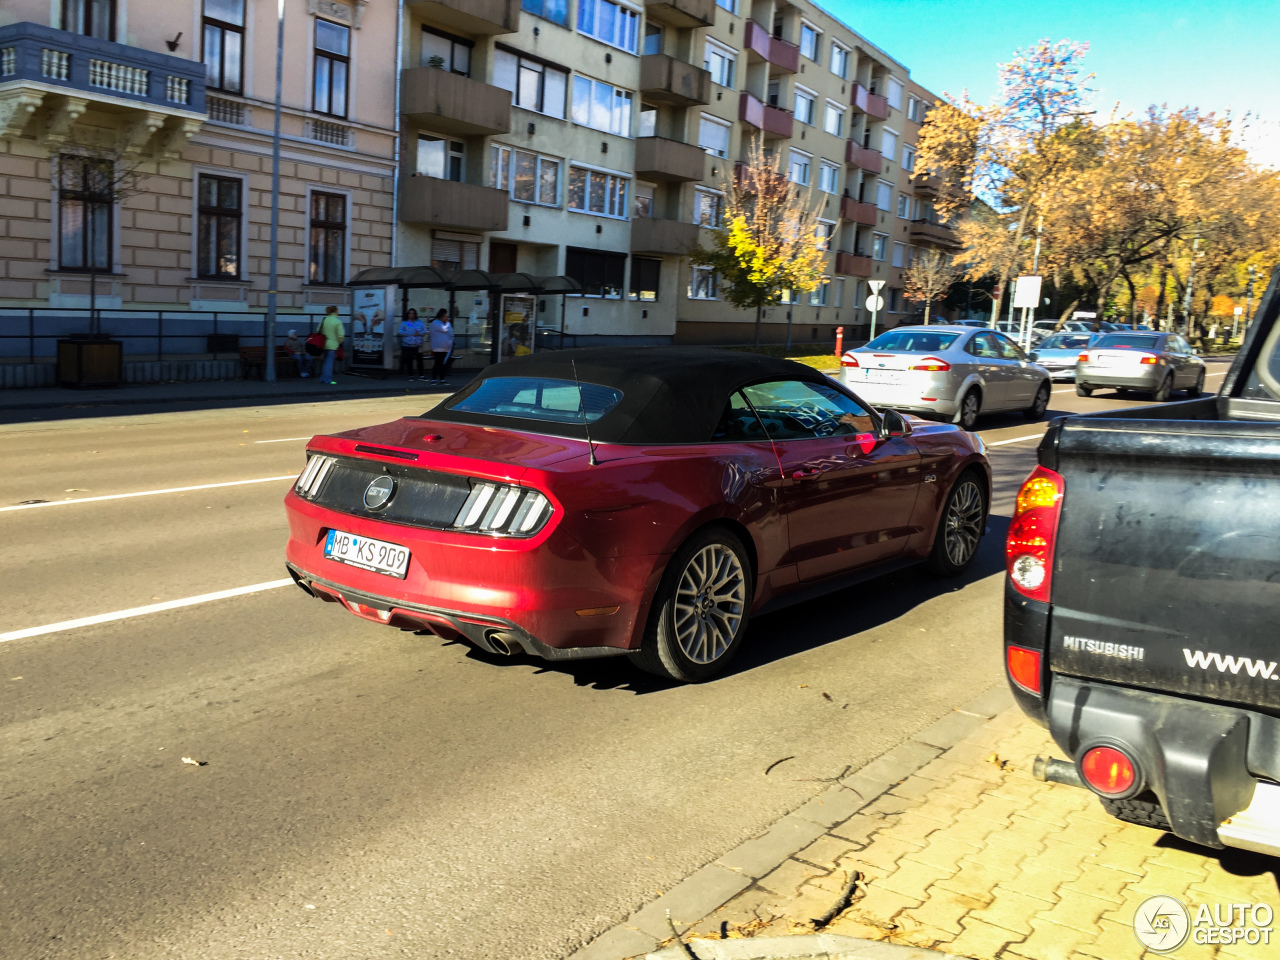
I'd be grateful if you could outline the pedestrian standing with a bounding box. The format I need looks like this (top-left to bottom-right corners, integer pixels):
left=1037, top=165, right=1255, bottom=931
left=429, top=309, right=455, bottom=385
left=283, top=329, right=312, bottom=378
left=319, top=305, right=345, bottom=385
left=398, top=308, right=426, bottom=380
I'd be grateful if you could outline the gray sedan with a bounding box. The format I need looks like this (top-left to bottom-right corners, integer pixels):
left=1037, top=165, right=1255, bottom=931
left=1030, top=332, right=1099, bottom=381
left=841, top=325, right=1051, bottom=430
left=1075, top=332, right=1206, bottom=401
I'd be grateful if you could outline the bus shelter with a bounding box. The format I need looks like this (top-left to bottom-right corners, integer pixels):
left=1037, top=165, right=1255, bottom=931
left=347, top=267, right=581, bottom=371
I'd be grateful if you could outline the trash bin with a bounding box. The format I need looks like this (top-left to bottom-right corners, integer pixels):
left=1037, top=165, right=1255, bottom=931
left=57, top=336, right=123, bottom=388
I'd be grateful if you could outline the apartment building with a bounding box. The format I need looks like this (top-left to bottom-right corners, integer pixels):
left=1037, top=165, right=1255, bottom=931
left=0, top=0, right=395, bottom=316
left=396, top=0, right=959, bottom=350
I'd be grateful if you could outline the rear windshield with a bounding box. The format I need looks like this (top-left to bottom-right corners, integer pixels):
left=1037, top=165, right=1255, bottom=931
left=1039, top=334, right=1093, bottom=350
left=1095, top=334, right=1161, bottom=350
left=447, top=377, right=623, bottom=424
left=863, top=330, right=959, bottom=353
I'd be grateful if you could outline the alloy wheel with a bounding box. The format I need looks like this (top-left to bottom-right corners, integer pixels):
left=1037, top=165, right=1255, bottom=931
left=673, top=543, right=747, bottom=664
left=943, top=480, right=984, bottom=567
left=959, top=392, right=980, bottom=430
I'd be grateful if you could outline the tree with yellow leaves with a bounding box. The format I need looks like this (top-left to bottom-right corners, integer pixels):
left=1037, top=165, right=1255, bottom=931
left=903, top=248, right=963, bottom=324
left=691, top=136, right=828, bottom=347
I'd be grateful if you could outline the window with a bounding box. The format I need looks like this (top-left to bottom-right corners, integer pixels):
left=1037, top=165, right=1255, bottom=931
left=713, top=391, right=765, bottom=443
left=203, top=0, right=244, bottom=93
left=875, top=180, right=893, bottom=211
left=704, top=39, right=736, bottom=88
left=871, top=233, right=887, bottom=260
left=740, top=380, right=873, bottom=441
left=690, top=266, right=718, bottom=299
left=896, top=193, right=909, bottom=218
left=308, top=192, right=346, bottom=284
left=715, top=0, right=737, bottom=10
left=568, top=165, right=629, bottom=218
left=815, top=220, right=835, bottom=250
left=799, top=22, right=821, bottom=62
left=638, top=103, right=657, bottom=138
left=313, top=19, right=350, bottom=117
left=880, top=128, right=898, bottom=159
left=633, top=187, right=652, bottom=218
left=833, top=278, right=844, bottom=307
left=521, top=0, right=568, bottom=26
left=902, top=144, right=916, bottom=172
left=643, top=23, right=663, bottom=56
left=888, top=288, right=902, bottom=312
left=695, top=188, right=723, bottom=227
left=572, top=76, right=633, bottom=136
left=566, top=247, right=627, bottom=298
left=630, top=257, right=660, bottom=301
left=818, top=160, right=839, bottom=194
left=886, top=77, right=904, bottom=111
left=490, top=145, right=560, bottom=205
left=493, top=50, right=568, bottom=119
left=196, top=174, right=241, bottom=279
left=907, top=97, right=922, bottom=123
left=994, top=334, right=1027, bottom=360
left=418, top=136, right=464, bottom=181
left=810, top=279, right=829, bottom=306
left=59, top=157, right=112, bottom=272
left=823, top=101, right=844, bottom=137
left=577, top=0, right=640, bottom=54
left=830, top=43, right=850, bottom=79
left=794, top=87, right=816, bottom=125
left=892, top=241, right=906, bottom=268
left=788, top=149, right=811, bottom=185
left=767, top=79, right=780, bottom=107
left=421, top=27, right=472, bottom=75
left=63, top=0, right=114, bottom=40
left=698, top=114, right=731, bottom=157
left=432, top=236, right=480, bottom=270
left=911, top=197, right=922, bottom=220
left=452, top=377, right=623, bottom=423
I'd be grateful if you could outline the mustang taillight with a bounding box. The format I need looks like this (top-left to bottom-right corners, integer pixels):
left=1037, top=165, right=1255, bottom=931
left=1006, top=465, right=1064, bottom=602
left=452, top=481, right=552, bottom=537
left=841, top=354, right=860, bottom=367
left=1138, top=354, right=1159, bottom=365
left=295, top=454, right=336, bottom=498
left=909, top=356, right=951, bottom=371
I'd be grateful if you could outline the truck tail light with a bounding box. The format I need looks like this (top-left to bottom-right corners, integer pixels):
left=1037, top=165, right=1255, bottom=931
left=1138, top=354, right=1158, bottom=364
left=1080, top=745, right=1137, bottom=796
left=909, top=356, right=951, bottom=371
left=1006, top=465, right=1065, bottom=602
left=1007, top=645, right=1043, bottom=694
left=841, top=354, right=860, bottom=367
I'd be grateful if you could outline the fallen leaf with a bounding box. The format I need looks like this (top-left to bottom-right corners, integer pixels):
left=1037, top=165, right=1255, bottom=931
left=64, top=488, right=89, bottom=492
left=799, top=684, right=808, bottom=688
left=9, top=677, right=22, bottom=681
left=181, top=756, right=208, bottom=766
left=987, top=753, right=1011, bottom=771
left=822, top=692, right=833, bottom=702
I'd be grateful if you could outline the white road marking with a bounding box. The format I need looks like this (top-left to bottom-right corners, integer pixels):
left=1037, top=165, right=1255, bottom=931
left=255, top=437, right=313, bottom=444
left=0, top=579, right=295, bottom=644
left=988, top=435, right=1043, bottom=446
left=1, top=475, right=297, bottom=513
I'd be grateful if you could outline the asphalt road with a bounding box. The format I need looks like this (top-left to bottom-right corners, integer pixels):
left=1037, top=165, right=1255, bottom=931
left=0, top=363, right=1233, bottom=960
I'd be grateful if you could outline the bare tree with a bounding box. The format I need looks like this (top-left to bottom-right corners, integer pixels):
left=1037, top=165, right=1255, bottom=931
left=903, top=248, right=963, bottom=323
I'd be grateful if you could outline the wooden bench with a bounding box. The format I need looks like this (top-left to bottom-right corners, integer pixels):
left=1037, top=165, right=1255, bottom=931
left=238, top=346, right=300, bottom=380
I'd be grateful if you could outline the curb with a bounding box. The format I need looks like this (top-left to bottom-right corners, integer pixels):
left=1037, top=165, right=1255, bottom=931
left=567, top=685, right=1013, bottom=960
left=644, top=934, right=956, bottom=959
left=0, top=382, right=449, bottom=412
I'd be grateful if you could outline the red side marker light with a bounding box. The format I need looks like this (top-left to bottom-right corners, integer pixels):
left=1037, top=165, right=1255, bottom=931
left=1080, top=746, right=1136, bottom=796
left=1006, top=645, right=1042, bottom=694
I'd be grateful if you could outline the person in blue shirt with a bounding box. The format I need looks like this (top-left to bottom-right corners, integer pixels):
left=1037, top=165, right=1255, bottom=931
left=398, top=308, right=427, bottom=380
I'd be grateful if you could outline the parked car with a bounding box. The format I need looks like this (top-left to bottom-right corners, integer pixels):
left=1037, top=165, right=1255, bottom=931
left=841, top=326, right=1051, bottom=430
left=1003, top=267, right=1280, bottom=855
left=284, top=348, right=991, bottom=682
left=1029, top=333, right=1098, bottom=381
left=1075, top=331, right=1206, bottom=400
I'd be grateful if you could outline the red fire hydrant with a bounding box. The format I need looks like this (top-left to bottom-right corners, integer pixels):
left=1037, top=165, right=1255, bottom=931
left=835, top=326, right=844, bottom=357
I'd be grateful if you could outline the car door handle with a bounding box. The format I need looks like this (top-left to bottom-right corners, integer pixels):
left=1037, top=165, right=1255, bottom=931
left=791, top=467, right=823, bottom=480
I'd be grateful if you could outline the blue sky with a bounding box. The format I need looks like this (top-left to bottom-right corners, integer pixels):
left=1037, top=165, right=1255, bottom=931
left=825, top=0, right=1280, bottom=166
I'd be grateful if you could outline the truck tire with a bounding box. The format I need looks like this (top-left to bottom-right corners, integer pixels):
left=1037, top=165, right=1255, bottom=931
left=1100, top=794, right=1172, bottom=832
left=1076, top=383, right=1093, bottom=397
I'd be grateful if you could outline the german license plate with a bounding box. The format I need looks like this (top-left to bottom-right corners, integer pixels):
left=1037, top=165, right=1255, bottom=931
left=324, top=529, right=411, bottom=578
left=865, top=368, right=903, bottom=384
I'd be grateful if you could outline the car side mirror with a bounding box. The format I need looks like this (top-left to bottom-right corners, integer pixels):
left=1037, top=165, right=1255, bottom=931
left=1028, top=352, right=1039, bottom=362
left=880, top=409, right=911, bottom=439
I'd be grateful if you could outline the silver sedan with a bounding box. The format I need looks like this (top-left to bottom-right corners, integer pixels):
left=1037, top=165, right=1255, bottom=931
left=1075, top=332, right=1206, bottom=401
left=841, top=326, right=1052, bottom=430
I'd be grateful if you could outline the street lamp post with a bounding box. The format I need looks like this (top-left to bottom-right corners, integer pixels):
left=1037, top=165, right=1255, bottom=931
left=1245, top=265, right=1259, bottom=331
left=264, top=0, right=285, bottom=382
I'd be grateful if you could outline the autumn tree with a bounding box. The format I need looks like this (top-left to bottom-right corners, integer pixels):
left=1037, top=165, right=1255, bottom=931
left=903, top=248, right=962, bottom=323
left=691, top=136, right=828, bottom=347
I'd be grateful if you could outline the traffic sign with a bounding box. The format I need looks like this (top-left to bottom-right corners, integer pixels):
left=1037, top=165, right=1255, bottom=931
left=865, top=295, right=885, bottom=312
left=868, top=280, right=886, bottom=293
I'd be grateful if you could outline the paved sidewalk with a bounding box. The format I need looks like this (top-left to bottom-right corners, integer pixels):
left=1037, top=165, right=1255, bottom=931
left=577, top=700, right=1279, bottom=960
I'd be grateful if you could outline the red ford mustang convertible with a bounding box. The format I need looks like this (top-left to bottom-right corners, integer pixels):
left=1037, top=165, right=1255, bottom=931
left=284, top=348, right=990, bottom=681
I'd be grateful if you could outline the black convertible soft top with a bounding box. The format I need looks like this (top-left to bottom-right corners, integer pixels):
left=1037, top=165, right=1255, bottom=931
left=425, top=347, right=828, bottom=444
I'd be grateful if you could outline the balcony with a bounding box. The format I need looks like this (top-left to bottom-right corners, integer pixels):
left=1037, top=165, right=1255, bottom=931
left=406, top=0, right=518, bottom=35
left=850, top=83, right=890, bottom=121
left=634, top=136, right=706, bottom=182
left=846, top=141, right=883, bottom=173
left=839, top=197, right=878, bottom=225
left=400, top=176, right=509, bottom=232
left=643, top=0, right=715, bottom=28
left=908, top=219, right=960, bottom=248
left=739, top=91, right=793, bottom=139
left=632, top=217, right=700, bottom=256
left=0, top=21, right=205, bottom=153
left=639, top=54, right=711, bottom=107
left=911, top=172, right=942, bottom=198
left=835, top=252, right=873, bottom=277
left=401, top=67, right=510, bottom=136
left=742, top=20, right=798, bottom=74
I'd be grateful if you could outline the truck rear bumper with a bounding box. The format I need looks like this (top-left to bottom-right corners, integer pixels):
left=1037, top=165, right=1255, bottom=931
left=1045, top=676, right=1280, bottom=853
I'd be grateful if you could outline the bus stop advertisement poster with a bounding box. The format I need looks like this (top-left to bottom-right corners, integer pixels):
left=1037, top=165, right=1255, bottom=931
left=351, top=286, right=393, bottom=369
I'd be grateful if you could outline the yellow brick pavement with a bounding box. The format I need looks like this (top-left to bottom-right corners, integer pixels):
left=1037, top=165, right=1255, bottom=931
left=680, top=710, right=1280, bottom=959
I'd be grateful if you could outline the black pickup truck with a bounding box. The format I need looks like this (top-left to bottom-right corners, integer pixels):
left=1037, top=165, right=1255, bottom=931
left=1004, top=268, right=1280, bottom=856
